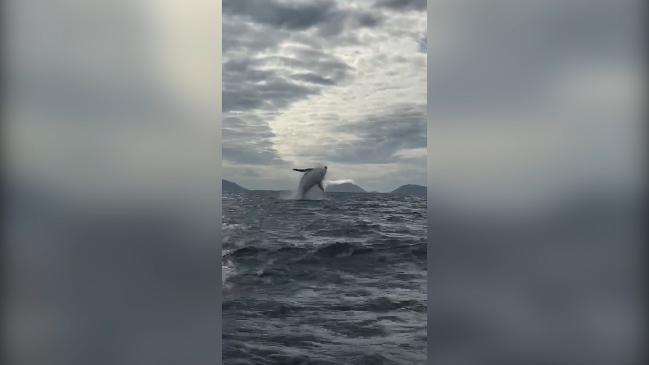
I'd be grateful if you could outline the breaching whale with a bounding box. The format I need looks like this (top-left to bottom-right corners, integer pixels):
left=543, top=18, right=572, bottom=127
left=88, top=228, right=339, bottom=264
left=293, top=165, right=327, bottom=199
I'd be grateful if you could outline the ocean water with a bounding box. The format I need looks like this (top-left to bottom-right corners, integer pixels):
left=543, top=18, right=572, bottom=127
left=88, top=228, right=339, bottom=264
left=223, top=191, right=427, bottom=364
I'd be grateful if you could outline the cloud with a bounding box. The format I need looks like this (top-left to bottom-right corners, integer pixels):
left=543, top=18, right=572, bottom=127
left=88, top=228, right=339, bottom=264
left=224, top=0, right=383, bottom=33
left=427, top=0, right=641, bottom=117
left=222, top=58, right=320, bottom=113
left=393, top=147, right=427, bottom=160
left=374, top=0, right=426, bottom=11
left=222, top=20, right=287, bottom=55
left=222, top=114, right=288, bottom=165
left=221, top=41, right=355, bottom=166
left=221, top=46, right=352, bottom=165
left=323, top=104, right=426, bottom=164
left=427, top=0, right=643, bottom=205
left=291, top=73, right=336, bottom=85
left=223, top=0, right=427, bottom=190
left=223, top=45, right=355, bottom=114
left=223, top=0, right=338, bottom=31
left=222, top=1, right=381, bottom=167
left=7, top=0, right=222, bottom=201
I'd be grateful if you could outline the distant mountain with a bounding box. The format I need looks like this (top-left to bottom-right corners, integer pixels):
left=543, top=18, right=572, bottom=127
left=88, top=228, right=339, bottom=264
left=223, top=179, right=248, bottom=193
left=325, top=182, right=367, bottom=193
left=391, top=184, right=426, bottom=197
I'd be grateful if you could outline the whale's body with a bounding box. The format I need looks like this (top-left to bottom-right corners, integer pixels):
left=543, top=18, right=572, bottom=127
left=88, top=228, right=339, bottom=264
left=294, top=165, right=327, bottom=199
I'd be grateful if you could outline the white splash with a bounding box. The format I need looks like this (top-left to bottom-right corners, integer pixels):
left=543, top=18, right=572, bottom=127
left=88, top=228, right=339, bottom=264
left=325, top=179, right=355, bottom=186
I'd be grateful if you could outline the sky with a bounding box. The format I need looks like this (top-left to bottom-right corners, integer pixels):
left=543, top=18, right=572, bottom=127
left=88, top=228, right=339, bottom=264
left=425, top=0, right=644, bottom=210
left=6, top=0, right=221, bottom=205
left=6, top=0, right=643, bottom=202
left=222, top=0, right=427, bottom=192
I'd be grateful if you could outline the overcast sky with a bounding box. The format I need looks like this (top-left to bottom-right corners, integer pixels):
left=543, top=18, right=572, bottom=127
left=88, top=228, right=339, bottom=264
left=8, top=0, right=642, bottom=201
left=7, top=0, right=221, bottom=204
left=222, top=0, right=427, bottom=192
left=426, top=0, right=644, bottom=209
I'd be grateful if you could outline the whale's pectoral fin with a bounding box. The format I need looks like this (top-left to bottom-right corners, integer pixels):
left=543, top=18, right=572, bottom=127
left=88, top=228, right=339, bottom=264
left=317, top=182, right=325, bottom=192
left=293, top=168, right=313, bottom=172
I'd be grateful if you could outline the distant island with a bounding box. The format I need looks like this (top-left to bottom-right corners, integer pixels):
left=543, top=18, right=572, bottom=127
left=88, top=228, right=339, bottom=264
left=391, top=184, right=426, bottom=197
left=325, top=182, right=367, bottom=193
left=223, top=179, right=248, bottom=193
left=223, top=179, right=426, bottom=197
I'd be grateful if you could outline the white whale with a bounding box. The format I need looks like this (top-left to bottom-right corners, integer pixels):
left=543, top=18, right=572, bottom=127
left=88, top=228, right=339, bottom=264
left=293, top=165, right=328, bottom=199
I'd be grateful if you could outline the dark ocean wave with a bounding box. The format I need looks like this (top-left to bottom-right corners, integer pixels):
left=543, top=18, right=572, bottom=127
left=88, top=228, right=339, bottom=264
left=223, top=191, right=427, bottom=364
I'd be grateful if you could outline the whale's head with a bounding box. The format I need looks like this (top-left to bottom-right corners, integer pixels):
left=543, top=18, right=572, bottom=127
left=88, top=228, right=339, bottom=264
left=312, top=164, right=327, bottom=180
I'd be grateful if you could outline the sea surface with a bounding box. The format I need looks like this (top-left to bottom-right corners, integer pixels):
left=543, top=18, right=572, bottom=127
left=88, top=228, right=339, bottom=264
left=223, top=191, right=427, bottom=364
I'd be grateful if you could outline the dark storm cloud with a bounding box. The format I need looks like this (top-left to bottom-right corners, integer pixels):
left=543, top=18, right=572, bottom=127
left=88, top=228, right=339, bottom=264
left=222, top=115, right=288, bottom=165
left=271, top=46, right=354, bottom=81
left=357, top=12, right=383, bottom=27
left=222, top=20, right=287, bottom=55
left=223, top=61, right=318, bottom=113
left=291, top=73, right=336, bottom=85
left=223, top=0, right=383, bottom=34
left=222, top=48, right=352, bottom=113
left=223, top=0, right=337, bottom=31
left=324, top=104, right=426, bottom=164
left=374, top=0, right=426, bottom=11
left=222, top=0, right=378, bottom=165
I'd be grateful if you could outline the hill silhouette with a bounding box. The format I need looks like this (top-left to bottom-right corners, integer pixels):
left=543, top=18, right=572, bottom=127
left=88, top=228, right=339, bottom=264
left=391, top=184, right=426, bottom=197
left=223, top=179, right=248, bottom=193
